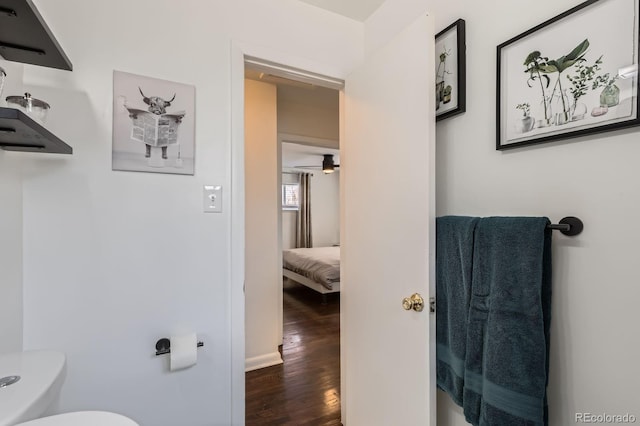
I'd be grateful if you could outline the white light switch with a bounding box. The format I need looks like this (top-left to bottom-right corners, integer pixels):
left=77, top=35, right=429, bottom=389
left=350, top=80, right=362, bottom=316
left=203, top=185, right=222, bottom=213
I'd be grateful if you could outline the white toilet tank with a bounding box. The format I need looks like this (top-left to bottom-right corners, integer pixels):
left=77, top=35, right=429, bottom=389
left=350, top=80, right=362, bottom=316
left=15, top=411, right=139, bottom=426
left=0, top=351, right=66, bottom=426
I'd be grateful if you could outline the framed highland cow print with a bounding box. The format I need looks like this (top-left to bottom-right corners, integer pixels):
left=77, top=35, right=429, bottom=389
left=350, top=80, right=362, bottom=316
left=113, top=70, right=196, bottom=174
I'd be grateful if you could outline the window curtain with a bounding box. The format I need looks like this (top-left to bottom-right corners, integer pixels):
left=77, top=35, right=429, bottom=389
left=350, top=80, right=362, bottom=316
left=295, top=173, right=313, bottom=248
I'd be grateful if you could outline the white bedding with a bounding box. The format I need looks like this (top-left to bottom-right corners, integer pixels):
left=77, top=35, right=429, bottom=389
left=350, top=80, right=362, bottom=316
left=282, top=246, right=340, bottom=289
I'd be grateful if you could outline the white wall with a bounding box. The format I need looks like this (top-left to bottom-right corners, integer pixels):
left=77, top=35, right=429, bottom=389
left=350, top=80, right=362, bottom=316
left=282, top=211, right=297, bottom=249
left=0, top=60, right=26, bottom=355
left=16, top=1, right=362, bottom=425
left=310, top=171, right=340, bottom=246
left=277, top=85, right=339, bottom=141
left=281, top=173, right=298, bottom=250
left=429, top=1, right=640, bottom=424
left=0, top=154, right=23, bottom=354
left=281, top=171, right=340, bottom=249
left=278, top=83, right=340, bottom=249
left=244, top=79, right=282, bottom=371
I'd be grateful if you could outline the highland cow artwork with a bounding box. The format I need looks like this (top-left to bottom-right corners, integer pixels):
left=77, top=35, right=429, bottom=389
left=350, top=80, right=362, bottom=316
left=112, top=71, right=195, bottom=174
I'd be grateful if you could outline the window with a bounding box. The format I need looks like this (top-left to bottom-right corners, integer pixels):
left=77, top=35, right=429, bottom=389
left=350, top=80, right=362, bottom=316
left=282, top=184, right=300, bottom=210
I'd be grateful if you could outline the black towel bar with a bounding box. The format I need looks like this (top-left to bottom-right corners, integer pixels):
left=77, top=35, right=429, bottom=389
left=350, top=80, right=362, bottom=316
left=547, top=216, right=583, bottom=236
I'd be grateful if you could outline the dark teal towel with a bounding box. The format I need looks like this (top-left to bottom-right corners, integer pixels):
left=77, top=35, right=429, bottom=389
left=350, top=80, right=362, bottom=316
left=436, top=216, right=480, bottom=405
left=463, top=217, right=552, bottom=426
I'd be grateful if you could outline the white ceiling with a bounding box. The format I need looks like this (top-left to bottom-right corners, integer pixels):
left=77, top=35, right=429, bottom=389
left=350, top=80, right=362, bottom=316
left=296, top=0, right=385, bottom=21
left=282, top=142, right=339, bottom=170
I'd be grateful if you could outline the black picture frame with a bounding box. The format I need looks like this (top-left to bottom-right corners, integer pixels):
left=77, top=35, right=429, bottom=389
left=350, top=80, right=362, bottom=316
left=435, top=19, right=466, bottom=121
left=497, top=0, right=640, bottom=150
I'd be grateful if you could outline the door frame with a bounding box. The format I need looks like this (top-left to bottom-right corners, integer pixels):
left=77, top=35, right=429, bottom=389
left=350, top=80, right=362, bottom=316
left=230, top=41, right=346, bottom=425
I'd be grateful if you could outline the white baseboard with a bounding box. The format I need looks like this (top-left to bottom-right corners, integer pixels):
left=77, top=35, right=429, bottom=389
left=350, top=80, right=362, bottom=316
left=245, top=351, right=283, bottom=372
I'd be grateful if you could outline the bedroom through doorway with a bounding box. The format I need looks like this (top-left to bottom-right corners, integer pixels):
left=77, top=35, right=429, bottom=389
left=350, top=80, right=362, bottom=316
left=244, top=60, right=343, bottom=424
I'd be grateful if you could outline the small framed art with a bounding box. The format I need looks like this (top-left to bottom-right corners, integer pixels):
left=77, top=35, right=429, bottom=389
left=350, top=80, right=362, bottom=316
left=435, top=19, right=466, bottom=121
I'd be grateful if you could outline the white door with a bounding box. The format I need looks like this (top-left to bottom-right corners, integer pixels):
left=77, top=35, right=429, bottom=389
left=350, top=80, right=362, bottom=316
left=341, top=14, right=436, bottom=426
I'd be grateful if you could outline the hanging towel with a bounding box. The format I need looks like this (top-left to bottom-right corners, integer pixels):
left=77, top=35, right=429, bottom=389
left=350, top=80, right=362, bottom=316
left=463, top=217, right=552, bottom=426
left=436, top=216, right=480, bottom=406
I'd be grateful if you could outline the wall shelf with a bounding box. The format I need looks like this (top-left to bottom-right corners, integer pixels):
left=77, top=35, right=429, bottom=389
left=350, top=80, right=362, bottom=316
left=0, top=0, right=73, bottom=153
left=0, top=107, right=72, bottom=154
left=0, top=0, right=72, bottom=70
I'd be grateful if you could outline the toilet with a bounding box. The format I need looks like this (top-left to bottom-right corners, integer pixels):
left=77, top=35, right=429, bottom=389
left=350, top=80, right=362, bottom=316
left=0, top=350, right=138, bottom=426
left=15, top=411, right=139, bottom=426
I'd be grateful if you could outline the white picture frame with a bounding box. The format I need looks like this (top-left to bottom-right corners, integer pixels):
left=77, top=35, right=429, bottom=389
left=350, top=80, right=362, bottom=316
left=112, top=70, right=196, bottom=174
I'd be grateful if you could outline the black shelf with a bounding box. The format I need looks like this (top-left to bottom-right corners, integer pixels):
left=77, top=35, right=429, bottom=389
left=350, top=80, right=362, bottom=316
left=0, top=0, right=73, bottom=154
left=0, top=107, right=72, bottom=154
left=0, top=0, right=72, bottom=70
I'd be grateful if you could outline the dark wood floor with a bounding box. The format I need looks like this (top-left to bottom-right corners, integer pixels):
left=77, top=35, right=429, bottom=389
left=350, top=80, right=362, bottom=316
left=246, top=281, right=341, bottom=425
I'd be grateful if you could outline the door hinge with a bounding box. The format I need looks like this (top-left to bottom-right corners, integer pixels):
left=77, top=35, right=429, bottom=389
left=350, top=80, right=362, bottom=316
left=429, top=297, right=435, bottom=313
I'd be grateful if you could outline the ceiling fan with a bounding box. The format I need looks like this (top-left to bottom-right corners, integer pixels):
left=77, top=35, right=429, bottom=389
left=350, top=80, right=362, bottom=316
left=295, top=154, right=340, bottom=174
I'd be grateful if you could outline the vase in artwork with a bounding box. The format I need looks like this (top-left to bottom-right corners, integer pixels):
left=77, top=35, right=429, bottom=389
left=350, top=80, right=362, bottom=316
left=571, top=101, right=588, bottom=121
left=443, top=85, right=452, bottom=104
left=552, top=90, right=571, bottom=126
left=435, top=81, right=445, bottom=110
left=535, top=96, right=554, bottom=128
left=600, top=83, right=620, bottom=107
left=514, top=115, right=535, bottom=133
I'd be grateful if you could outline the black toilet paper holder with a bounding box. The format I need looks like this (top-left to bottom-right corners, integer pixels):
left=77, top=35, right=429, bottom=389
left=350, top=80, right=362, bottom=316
left=155, top=337, right=204, bottom=356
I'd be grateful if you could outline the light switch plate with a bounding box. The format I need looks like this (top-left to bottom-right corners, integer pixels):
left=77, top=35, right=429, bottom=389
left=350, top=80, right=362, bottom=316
left=203, top=185, right=222, bottom=213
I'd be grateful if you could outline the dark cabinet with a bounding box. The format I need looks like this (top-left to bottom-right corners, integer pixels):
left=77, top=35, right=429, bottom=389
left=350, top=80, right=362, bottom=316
left=1, top=0, right=73, bottom=154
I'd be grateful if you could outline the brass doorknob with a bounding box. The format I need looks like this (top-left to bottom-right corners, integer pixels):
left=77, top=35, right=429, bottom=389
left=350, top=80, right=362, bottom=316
left=402, top=293, right=425, bottom=312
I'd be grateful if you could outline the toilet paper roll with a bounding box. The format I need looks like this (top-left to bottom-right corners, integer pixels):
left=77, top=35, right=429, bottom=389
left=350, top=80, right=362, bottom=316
left=170, top=332, right=198, bottom=371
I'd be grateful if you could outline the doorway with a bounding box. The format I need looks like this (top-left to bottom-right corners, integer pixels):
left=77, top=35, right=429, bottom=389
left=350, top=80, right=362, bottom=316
left=243, top=60, right=343, bottom=423
left=232, top=14, right=436, bottom=423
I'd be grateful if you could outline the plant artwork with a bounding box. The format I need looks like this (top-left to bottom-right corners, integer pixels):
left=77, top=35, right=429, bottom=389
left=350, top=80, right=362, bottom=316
left=524, top=39, right=593, bottom=126
left=497, top=0, right=640, bottom=149
left=435, top=19, right=466, bottom=121
left=435, top=50, right=451, bottom=107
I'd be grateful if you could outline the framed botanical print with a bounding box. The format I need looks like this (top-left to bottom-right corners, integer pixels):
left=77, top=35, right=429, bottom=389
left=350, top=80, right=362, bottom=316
left=436, top=19, right=466, bottom=121
left=497, top=0, right=639, bottom=150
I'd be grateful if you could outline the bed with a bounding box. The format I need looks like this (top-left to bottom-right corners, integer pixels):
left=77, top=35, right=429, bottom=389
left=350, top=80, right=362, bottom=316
left=282, top=246, right=340, bottom=297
